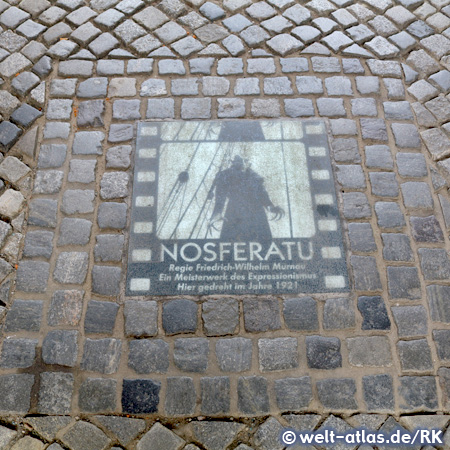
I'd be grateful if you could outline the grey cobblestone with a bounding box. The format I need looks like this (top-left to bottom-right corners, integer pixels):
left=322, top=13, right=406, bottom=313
left=387, top=266, right=421, bottom=299
left=129, top=339, right=169, bottom=374
left=258, top=337, right=298, bottom=371
left=81, top=338, right=122, bottom=374
left=306, top=336, right=342, bottom=369
left=216, top=337, right=252, bottom=372
left=347, top=336, right=392, bottom=367
left=174, top=338, right=209, bottom=372
left=42, top=330, right=78, bottom=367
left=238, top=376, right=269, bottom=414
left=38, top=372, right=73, bottom=415
left=201, top=377, right=230, bottom=414
left=163, top=299, right=198, bottom=335
left=323, top=297, right=355, bottom=329
left=165, top=377, right=196, bottom=415
left=392, top=305, right=428, bottom=337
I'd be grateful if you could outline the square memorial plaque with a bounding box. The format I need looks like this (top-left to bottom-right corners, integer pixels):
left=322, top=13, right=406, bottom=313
left=126, top=120, right=349, bottom=296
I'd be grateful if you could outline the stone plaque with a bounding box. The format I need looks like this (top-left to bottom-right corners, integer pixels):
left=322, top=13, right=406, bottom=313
left=126, top=120, right=349, bottom=296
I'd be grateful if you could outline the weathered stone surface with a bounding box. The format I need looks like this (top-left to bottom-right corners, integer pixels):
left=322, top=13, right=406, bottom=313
left=243, top=298, right=281, bottom=332
left=347, top=336, right=392, bottom=366
left=238, top=376, right=269, bottom=414
left=165, top=377, right=196, bottom=415
left=0, top=374, right=34, bottom=413
left=81, top=338, right=122, bottom=374
left=128, top=339, right=169, bottom=374
left=42, top=330, right=78, bottom=367
left=192, top=421, right=243, bottom=450
left=306, top=336, right=342, bottom=369
left=79, top=378, right=116, bottom=413
left=163, top=299, right=198, bottom=335
left=363, top=374, right=394, bottom=411
left=216, top=337, right=252, bottom=372
left=95, top=416, right=145, bottom=447
left=61, top=421, right=111, bottom=450
left=38, top=372, right=73, bottom=414
left=202, top=298, right=239, bottom=336
left=358, top=296, right=391, bottom=329
left=275, top=377, right=312, bottom=411
left=200, top=377, right=230, bottom=415
left=317, top=378, right=357, bottom=410
left=174, top=338, right=209, bottom=372
left=283, top=297, right=318, bottom=330
left=137, top=423, right=183, bottom=450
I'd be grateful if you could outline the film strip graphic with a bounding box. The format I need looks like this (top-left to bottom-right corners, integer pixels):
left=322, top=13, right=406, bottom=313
left=126, top=120, right=349, bottom=296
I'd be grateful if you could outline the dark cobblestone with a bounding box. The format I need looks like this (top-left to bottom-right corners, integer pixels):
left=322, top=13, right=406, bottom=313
left=399, top=376, right=438, bottom=410
left=375, top=201, right=405, bottom=229
left=0, top=374, right=34, bottom=413
left=348, top=223, right=377, bottom=252
left=98, top=202, right=128, bottom=229
left=81, top=338, right=122, bottom=374
left=48, top=290, right=84, bottom=327
left=202, top=298, right=239, bottom=336
left=54, top=252, right=89, bottom=284
left=427, top=284, right=450, bottom=323
left=358, top=296, right=391, bottom=330
left=163, top=299, right=198, bottom=335
left=275, top=377, right=312, bottom=411
left=392, top=305, right=428, bottom=338
left=16, top=261, right=49, bottom=292
left=410, top=215, right=444, bottom=243
left=343, top=192, right=372, bottom=219
left=0, top=338, right=37, bottom=369
left=397, top=339, right=433, bottom=371
left=381, top=233, right=413, bottom=261
left=122, top=379, right=160, bottom=414
left=323, top=297, right=355, bottom=329
left=306, top=336, right=342, bottom=369
left=258, top=337, right=298, bottom=371
left=92, top=265, right=121, bottom=296
left=23, top=230, right=53, bottom=259
left=351, top=256, right=382, bottom=291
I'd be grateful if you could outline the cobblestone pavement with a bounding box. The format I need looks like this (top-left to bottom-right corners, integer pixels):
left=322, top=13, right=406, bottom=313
left=0, top=0, right=450, bottom=448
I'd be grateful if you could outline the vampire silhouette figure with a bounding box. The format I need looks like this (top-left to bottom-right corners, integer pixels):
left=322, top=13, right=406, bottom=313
left=207, top=155, right=284, bottom=241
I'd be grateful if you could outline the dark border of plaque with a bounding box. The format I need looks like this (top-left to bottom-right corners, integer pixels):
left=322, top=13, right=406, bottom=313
left=126, top=120, right=349, bottom=296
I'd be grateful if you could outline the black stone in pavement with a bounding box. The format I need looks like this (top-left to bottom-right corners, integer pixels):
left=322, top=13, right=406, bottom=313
left=358, top=296, right=391, bottom=330
left=4, top=299, right=43, bottom=332
left=122, top=379, right=161, bottom=414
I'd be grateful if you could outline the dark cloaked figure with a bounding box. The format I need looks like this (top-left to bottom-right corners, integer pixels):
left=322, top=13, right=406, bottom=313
left=208, top=155, right=284, bottom=241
